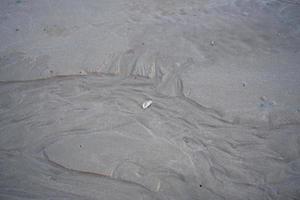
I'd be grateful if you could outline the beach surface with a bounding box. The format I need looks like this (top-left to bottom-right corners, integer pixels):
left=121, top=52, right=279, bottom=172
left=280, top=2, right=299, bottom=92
left=1, top=0, right=300, bottom=199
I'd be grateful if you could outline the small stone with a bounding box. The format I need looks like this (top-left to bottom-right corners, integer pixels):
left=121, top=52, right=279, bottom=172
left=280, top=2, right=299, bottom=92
left=260, top=96, right=267, bottom=102
left=15, top=28, right=19, bottom=31
left=242, top=82, right=246, bottom=87
left=79, top=70, right=87, bottom=75
left=183, top=137, right=189, bottom=143
left=259, top=103, right=265, bottom=108
left=142, top=100, right=152, bottom=109
left=179, top=9, right=187, bottom=15
left=210, top=41, right=215, bottom=46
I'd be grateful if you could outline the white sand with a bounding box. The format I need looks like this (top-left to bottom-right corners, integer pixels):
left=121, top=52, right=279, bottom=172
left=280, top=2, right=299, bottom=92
left=0, top=0, right=300, bottom=199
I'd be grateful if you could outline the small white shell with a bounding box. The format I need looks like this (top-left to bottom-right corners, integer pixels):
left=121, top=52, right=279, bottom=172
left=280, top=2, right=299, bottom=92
left=142, top=100, right=153, bottom=109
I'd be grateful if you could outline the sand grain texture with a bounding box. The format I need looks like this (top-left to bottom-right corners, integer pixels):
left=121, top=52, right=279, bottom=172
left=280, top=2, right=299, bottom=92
left=0, top=0, right=300, bottom=199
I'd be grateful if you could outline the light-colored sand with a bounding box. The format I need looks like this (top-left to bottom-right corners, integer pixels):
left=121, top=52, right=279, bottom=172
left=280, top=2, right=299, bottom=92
left=0, top=0, right=300, bottom=199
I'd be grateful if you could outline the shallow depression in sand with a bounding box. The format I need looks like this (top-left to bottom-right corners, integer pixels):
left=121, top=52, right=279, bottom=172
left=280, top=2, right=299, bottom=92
left=45, top=130, right=194, bottom=189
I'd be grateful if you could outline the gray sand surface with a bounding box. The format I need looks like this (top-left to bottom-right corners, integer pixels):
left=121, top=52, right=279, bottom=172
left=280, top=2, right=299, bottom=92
left=1, top=0, right=300, bottom=199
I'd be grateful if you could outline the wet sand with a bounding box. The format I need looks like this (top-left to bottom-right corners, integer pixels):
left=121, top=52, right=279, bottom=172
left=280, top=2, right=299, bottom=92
left=1, top=0, right=300, bottom=199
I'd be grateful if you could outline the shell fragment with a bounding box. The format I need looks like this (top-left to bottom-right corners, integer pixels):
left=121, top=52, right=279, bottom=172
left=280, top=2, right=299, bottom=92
left=142, top=100, right=153, bottom=109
